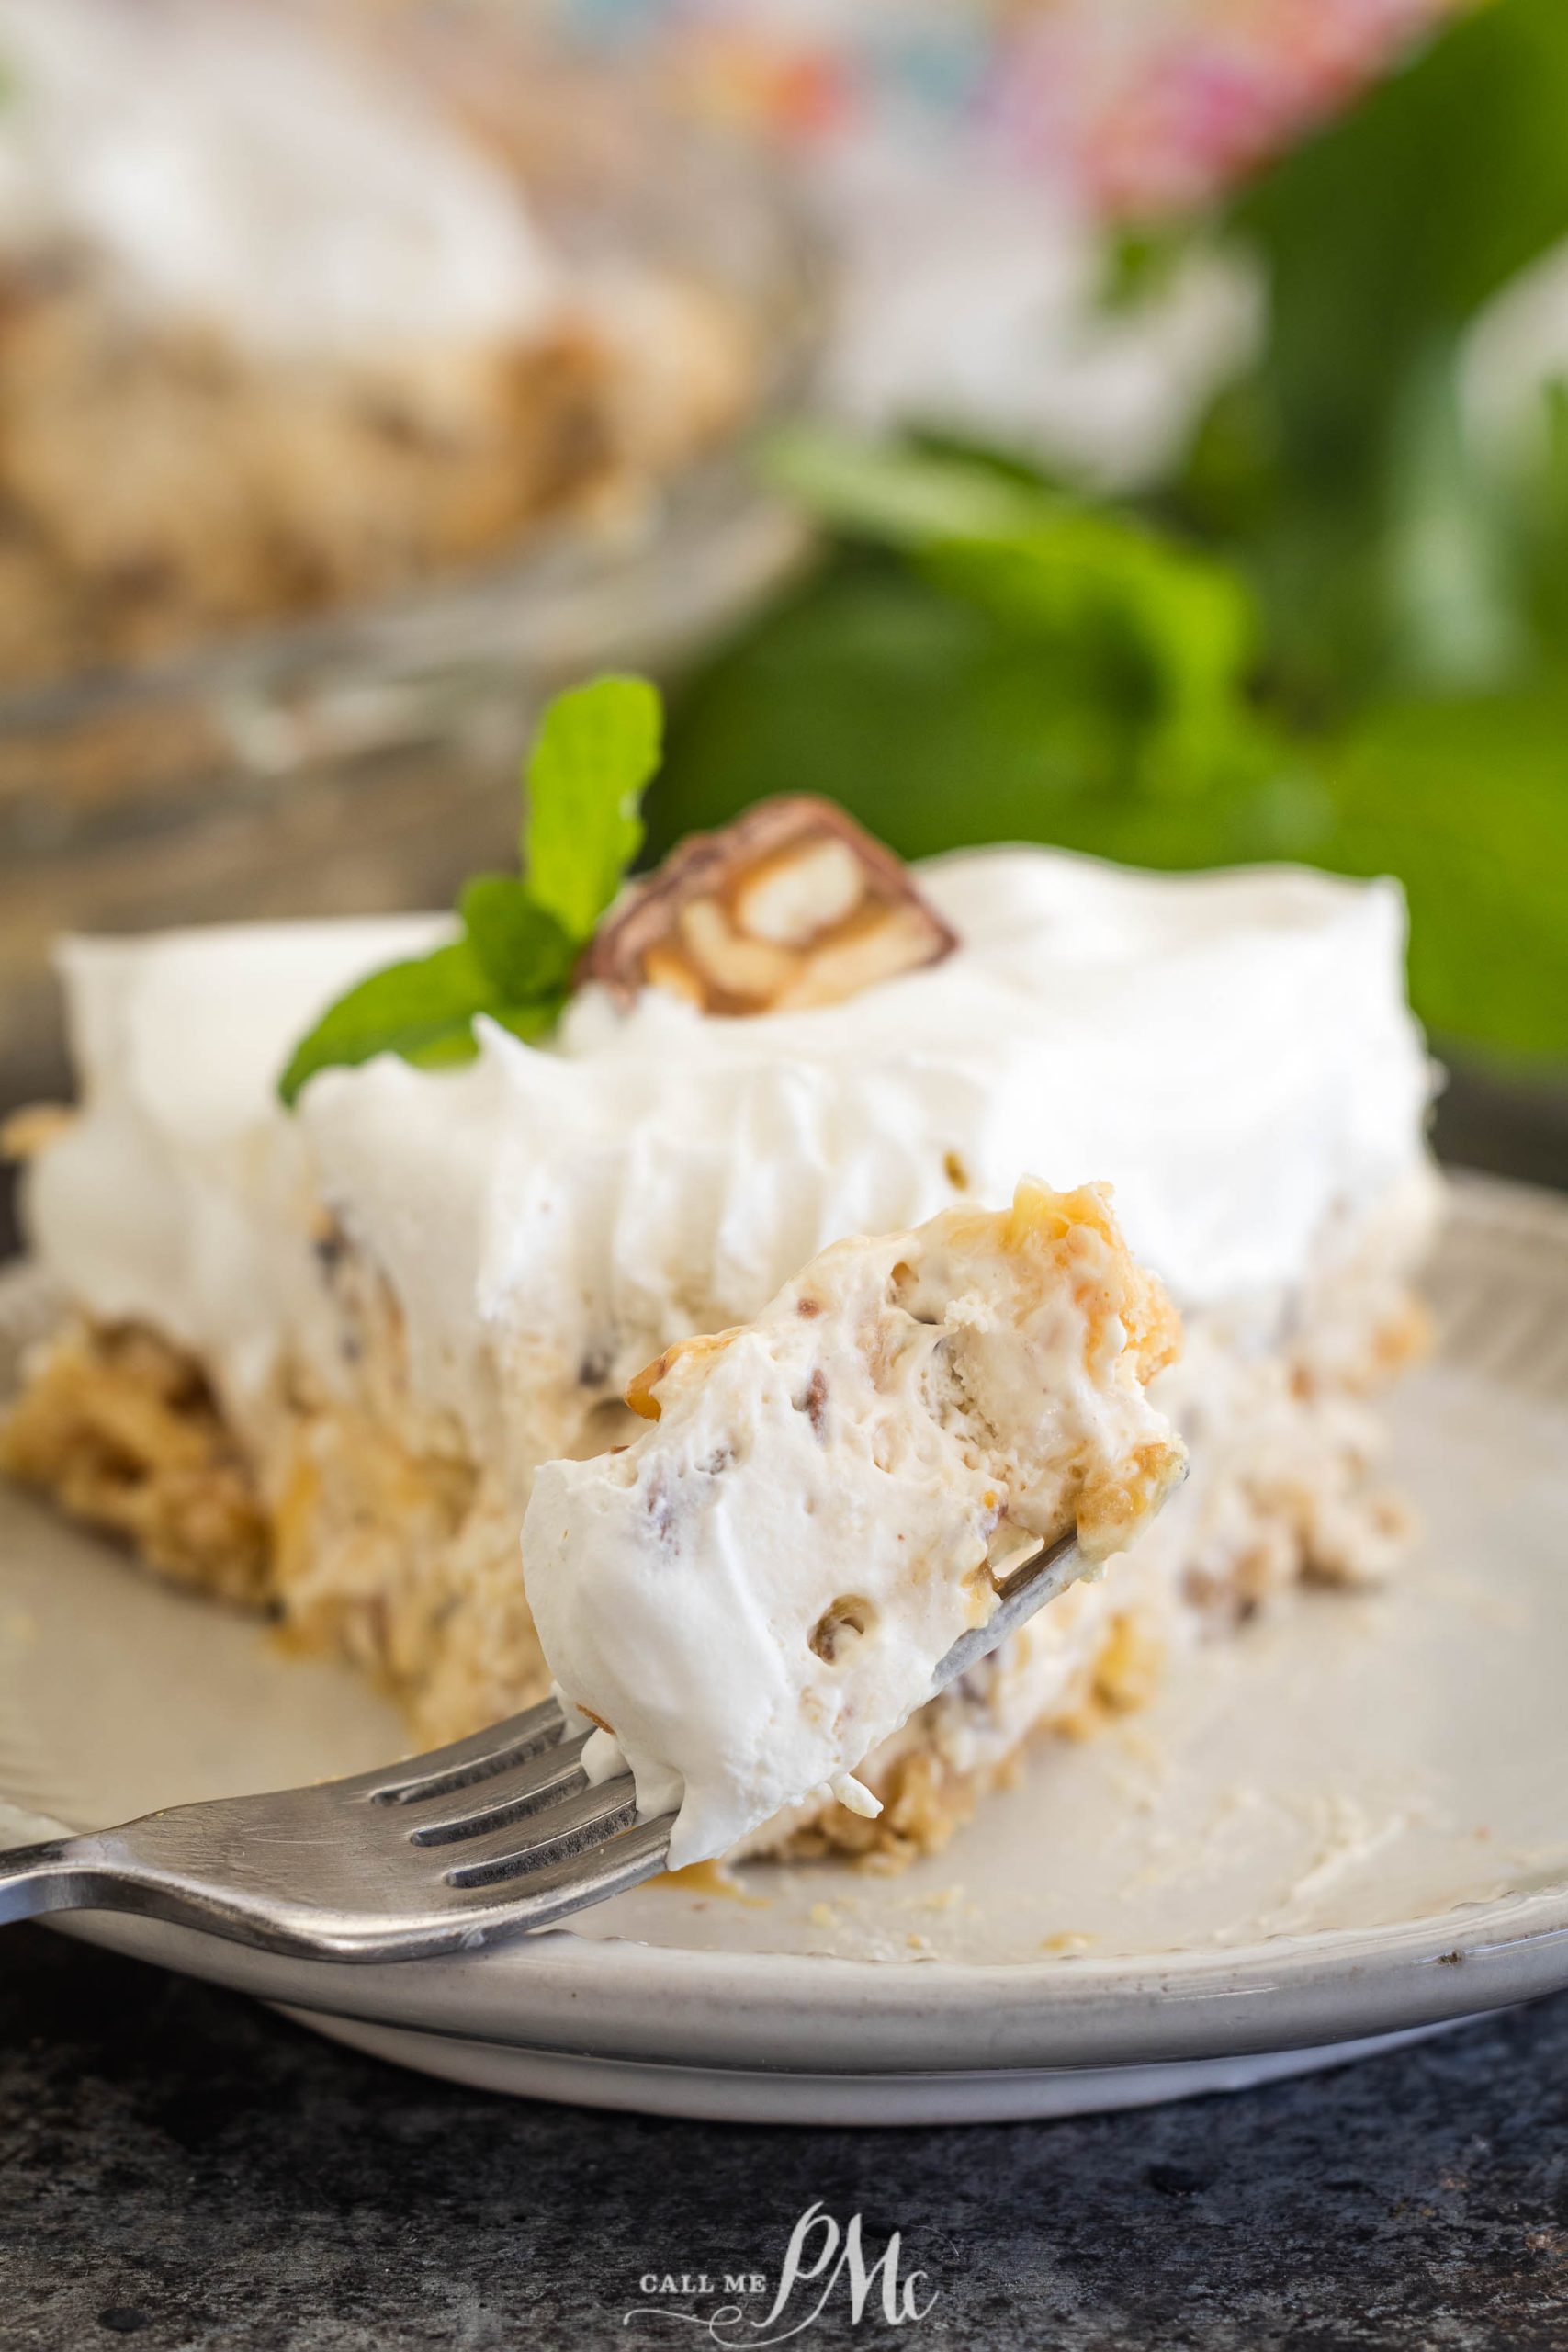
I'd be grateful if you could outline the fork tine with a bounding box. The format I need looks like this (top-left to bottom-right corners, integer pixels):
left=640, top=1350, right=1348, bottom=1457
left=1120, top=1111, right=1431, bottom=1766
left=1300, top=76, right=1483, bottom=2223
left=437, top=1815, right=675, bottom=1937
left=406, top=1732, right=592, bottom=1847
left=441, top=1776, right=638, bottom=1889
left=354, top=1696, right=569, bottom=1808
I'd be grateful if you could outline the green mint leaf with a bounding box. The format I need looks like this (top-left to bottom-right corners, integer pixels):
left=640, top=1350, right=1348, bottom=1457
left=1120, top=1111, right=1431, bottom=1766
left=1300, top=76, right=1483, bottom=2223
left=278, top=940, right=493, bottom=1106
left=489, top=998, right=569, bottom=1047
left=459, top=876, right=578, bottom=1001
left=523, top=675, right=662, bottom=940
left=277, top=675, right=663, bottom=1104
left=399, top=1023, right=493, bottom=1072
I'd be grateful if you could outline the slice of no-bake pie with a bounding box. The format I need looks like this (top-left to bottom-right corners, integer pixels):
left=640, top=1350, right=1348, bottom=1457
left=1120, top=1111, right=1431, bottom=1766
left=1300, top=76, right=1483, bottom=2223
left=1, top=677, right=1438, bottom=1864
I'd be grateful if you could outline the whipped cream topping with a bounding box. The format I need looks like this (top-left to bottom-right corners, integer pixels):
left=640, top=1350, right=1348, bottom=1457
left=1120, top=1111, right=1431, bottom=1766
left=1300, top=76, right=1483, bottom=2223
left=25, top=848, right=1433, bottom=1487
left=0, top=0, right=559, bottom=359
left=29, top=916, right=440, bottom=1421
left=525, top=1180, right=1186, bottom=1867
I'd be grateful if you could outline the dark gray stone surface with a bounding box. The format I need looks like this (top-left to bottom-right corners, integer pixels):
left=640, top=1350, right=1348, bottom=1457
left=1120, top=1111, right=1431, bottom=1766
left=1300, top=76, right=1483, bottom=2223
left=3, top=1926, right=1568, bottom=2351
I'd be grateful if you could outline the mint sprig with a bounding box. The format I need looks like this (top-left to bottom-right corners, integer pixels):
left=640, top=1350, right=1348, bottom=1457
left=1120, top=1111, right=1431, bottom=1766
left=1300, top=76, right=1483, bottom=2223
left=522, top=674, right=661, bottom=939
left=277, top=675, right=662, bottom=1106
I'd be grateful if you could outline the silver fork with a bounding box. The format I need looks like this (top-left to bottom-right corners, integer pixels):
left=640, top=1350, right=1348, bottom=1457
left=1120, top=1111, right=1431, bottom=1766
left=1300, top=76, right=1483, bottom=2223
left=0, top=1530, right=1091, bottom=1962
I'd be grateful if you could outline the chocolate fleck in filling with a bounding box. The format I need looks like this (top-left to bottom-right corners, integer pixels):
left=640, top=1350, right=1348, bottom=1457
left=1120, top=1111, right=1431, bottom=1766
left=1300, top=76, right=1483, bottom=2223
left=310, top=1218, right=351, bottom=1282
left=579, top=795, right=957, bottom=1016
left=795, top=1365, right=829, bottom=1439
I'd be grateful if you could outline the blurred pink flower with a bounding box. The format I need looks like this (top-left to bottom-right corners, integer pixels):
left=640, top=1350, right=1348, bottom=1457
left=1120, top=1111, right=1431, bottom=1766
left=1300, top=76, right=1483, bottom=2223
left=991, top=0, right=1469, bottom=219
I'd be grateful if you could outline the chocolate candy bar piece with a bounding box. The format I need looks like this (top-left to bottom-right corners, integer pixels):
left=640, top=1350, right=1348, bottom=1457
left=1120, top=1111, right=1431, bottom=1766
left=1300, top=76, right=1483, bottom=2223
left=581, top=796, right=957, bottom=1015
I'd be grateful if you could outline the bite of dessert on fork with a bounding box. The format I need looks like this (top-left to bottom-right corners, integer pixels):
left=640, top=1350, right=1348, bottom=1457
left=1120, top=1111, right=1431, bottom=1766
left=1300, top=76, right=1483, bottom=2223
left=526, top=1176, right=1186, bottom=1870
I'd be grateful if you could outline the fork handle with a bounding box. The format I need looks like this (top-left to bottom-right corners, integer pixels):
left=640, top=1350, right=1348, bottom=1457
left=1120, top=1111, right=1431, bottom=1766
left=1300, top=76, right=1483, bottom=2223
left=0, top=1837, right=106, bottom=1924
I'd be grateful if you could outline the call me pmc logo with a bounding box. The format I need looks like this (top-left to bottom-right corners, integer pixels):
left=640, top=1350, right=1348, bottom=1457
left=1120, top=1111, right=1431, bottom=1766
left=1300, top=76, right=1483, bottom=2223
left=626, top=2202, right=939, bottom=2342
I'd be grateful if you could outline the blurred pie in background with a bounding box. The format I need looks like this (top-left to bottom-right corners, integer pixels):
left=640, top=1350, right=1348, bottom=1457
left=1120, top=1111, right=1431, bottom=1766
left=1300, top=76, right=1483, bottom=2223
left=0, top=0, right=758, bottom=687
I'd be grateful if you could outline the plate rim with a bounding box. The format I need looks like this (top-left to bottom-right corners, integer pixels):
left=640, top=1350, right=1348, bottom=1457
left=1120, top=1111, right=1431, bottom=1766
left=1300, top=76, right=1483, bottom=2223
left=11, top=1168, right=1568, bottom=2077
left=46, top=1876, right=1568, bottom=2076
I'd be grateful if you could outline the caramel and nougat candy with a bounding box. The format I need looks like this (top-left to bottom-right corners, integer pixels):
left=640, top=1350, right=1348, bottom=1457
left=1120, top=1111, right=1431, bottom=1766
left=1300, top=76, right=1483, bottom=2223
left=581, top=796, right=957, bottom=1015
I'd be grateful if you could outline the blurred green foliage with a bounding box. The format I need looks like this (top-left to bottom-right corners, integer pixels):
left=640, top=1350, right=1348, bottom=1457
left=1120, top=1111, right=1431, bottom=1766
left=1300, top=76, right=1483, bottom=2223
left=1180, top=0, right=1568, bottom=712
left=1323, top=686, right=1568, bottom=1058
left=652, top=0, right=1568, bottom=1065
left=652, top=432, right=1304, bottom=866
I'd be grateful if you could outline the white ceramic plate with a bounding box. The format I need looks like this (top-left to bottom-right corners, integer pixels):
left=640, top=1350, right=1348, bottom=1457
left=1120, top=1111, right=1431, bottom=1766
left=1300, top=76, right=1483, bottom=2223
left=5, top=1173, right=1568, bottom=2125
